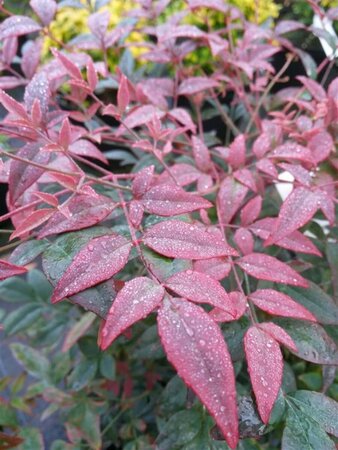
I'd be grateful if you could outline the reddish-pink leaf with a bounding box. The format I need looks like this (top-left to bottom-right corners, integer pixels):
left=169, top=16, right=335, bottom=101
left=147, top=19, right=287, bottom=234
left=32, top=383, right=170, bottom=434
left=143, top=220, right=238, bottom=259
left=88, top=10, right=110, bottom=40
left=141, top=184, right=212, bottom=216
left=249, top=289, right=316, bottom=321
left=257, top=322, right=297, bottom=352
left=188, top=0, right=228, bottom=13
left=30, top=0, right=57, bottom=26
left=86, top=60, right=98, bottom=91
left=256, top=158, right=278, bottom=178
left=165, top=270, right=234, bottom=314
left=210, top=291, right=247, bottom=322
left=265, top=187, right=319, bottom=245
left=250, top=217, right=322, bottom=256
left=244, top=326, right=283, bottom=424
left=233, top=169, right=257, bottom=193
left=228, top=134, right=246, bottom=169
left=275, top=20, right=305, bottom=35
left=252, top=132, right=271, bottom=158
left=51, top=234, right=132, bottom=303
left=0, top=16, right=41, bottom=40
left=240, top=196, right=262, bottom=226
left=158, top=297, right=238, bottom=448
left=2, top=37, right=18, bottom=65
left=0, top=89, right=29, bottom=120
left=132, top=166, right=154, bottom=197
left=157, top=163, right=201, bottom=187
left=308, top=130, right=333, bottom=164
left=122, top=105, right=165, bottom=130
left=21, top=40, right=42, bottom=79
left=117, top=74, right=130, bottom=114
left=236, top=253, right=308, bottom=287
left=193, top=257, right=231, bottom=280
left=234, top=228, right=254, bottom=255
left=277, top=163, right=312, bottom=186
left=191, top=136, right=211, bottom=172
left=0, top=77, right=26, bottom=89
left=297, top=75, right=326, bottom=102
left=129, top=200, right=144, bottom=228
left=9, top=143, right=50, bottom=204
left=100, top=277, right=165, bottom=349
left=0, top=260, right=27, bottom=280
left=38, top=194, right=116, bottom=238
left=69, top=139, right=108, bottom=164
left=24, top=72, right=50, bottom=116
left=268, top=142, right=313, bottom=164
left=59, top=117, right=71, bottom=149
left=217, top=177, right=248, bottom=224
left=169, top=108, right=196, bottom=133
left=178, top=77, right=219, bottom=96
left=35, top=192, right=58, bottom=207
left=158, top=25, right=205, bottom=42
left=10, top=209, right=54, bottom=240
left=52, top=49, right=83, bottom=80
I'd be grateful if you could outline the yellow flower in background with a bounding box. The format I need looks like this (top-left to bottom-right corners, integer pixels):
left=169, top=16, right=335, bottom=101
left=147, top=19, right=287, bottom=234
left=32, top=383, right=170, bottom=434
left=43, top=0, right=281, bottom=60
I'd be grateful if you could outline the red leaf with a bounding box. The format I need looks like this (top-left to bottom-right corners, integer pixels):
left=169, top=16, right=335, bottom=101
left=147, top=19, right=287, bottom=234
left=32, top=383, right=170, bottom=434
left=59, top=117, right=71, bottom=149
left=209, top=291, right=247, bottom=322
left=256, top=158, right=278, bottom=178
left=240, top=196, right=262, bottom=226
left=169, top=108, right=196, bottom=133
left=249, top=289, right=316, bottom=321
left=129, top=200, right=144, bottom=228
left=265, top=187, right=319, bottom=245
left=100, top=277, right=165, bottom=349
left=9, top=143, right=50, bottom=204
left=277, top=163, right=312, bottom=186
left=188, top=0, right=228, bottom=13
left=10, top=209, right=54, bottom=240
left=143, top=220, right=238, bottom=259
left=88, top=10, right=110, bottom=39
left=178, top=77, right=219, bottom=96
left=0, top=16, right=41, bottom=40
left=122, top=105, right=165, bottom=130
left=297, top=76, right=327, bottom=102
left=158, top=297, right=238, bottom=449
left=2, top=37, right=18, bottom=65
left=0, top=89, right=29, bottom=120
left=191, top=136, right=211, bottom=171
left=24, top=72, right=50, bottom=116
left=236, top=253, right=308, bottom=287
left=252, top=132, right=271, bottom=158
left=51, top=234, right=132, bottom=303
left=117, top=74, right=130, bottom=114
left=244, top=326, right=283, bottom=424
left=34, top=192, right=58, bottom=207
left=228, top=134, right=246, bottom=169
left=308, top=130, right=333, bottom=164
left=86, top=60, right=98, bottom=91
left=38, top=194, right=116, bottom=238
left=0, top=260, right=27, bottom=280
left=141, top=184, right=212, bottom=216
left=257, top=322, right=297, bottom=352
left=268, top=142, right=313, bottom=164
left=217, top=177, right=248, bottom=224
left=233, top=169, right=257, bottom=193
left=0, top=77, right=26, bottom=89
left=69, top=139, right=108, bottom=164
left=30, top=0, right=57, bottom=26
left=234, top=228, right=254, bottom=255
left=193, top=257, right=231, bottom=280
left=165, top=270, right=234, bottom=314
left=157, top=163, right=201, bottom=187
left=132, top=166, right=154, bottom=197
left=250, top=217, right=322, bottom=256
left=52, top=49, right=83, bottom=80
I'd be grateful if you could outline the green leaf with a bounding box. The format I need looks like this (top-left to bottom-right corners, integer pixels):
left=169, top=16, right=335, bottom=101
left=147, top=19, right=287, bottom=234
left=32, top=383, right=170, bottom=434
left=222, top=318, right=249, bottom=362
left=62, top=312, right=96, bottom=352
left=10, top=343, right=50, bottom=379
left=156, top=409, right=202, bottom=449
left=16, top=427, right=44, bottom=450
left=9, top=240, right=50, bottom=266
left=0, top=277, right=36, bottom=303
left=0, top=402, right=18, bottom=427
left=158, top=376, right=187, bottom=416
left=78, top=336, right=101, bottom=358
left=278, top=283, right=338, bottom=325
left=3, top=304, right=43, bottom=335
left=28, top=269, right=53, bottom=301
left=133, top=325, right=164, bottom=360
left=68, top=403, right=101, bottom=450
left=282, top=404, right=335, bottom=450
left=298, top=372, right=322, bottom=390
left=67, top=359, right=97, bottom=391
left=50, top=441, right=81, bottom=450
left=326, top=241, right=338, bottom=301
left=99, top=353, right=116, bottom=380
left=273, top=318, right=338, bottom=364
left=289, top=391, right=338, bottom=437
left=142, top=247, right=192, bottom=282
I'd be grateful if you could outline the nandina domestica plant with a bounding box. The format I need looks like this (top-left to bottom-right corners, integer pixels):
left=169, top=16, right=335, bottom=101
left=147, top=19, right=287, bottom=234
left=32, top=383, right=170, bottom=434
left=0, top=0, right=337, bottom=448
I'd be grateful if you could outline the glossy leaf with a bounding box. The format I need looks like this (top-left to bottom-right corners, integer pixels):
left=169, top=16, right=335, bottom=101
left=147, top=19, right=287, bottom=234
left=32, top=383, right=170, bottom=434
left=141, top=184, right=211, bottom=216
left=209, top=291, right=247, bottom=322
left=191, top=136, right=211, bottom=172
left=249, top=289, right=316, bottom=321
left=217, top=177, right=248, bottom=224
left=0, top=16, right=41, bottom=40
left=165, top=270, right=234, bottom=314
left=100, top=277, right=165, bottom=349
left=51, top=234, right=132, bottom=303
left=0, top=260, right=27, bottom=280
left=30, top=0, right=57, bottom=26
left=158, top=297, right=238, bottom=448
left=178, top=77, right=219, bottom=95
left=244, top=326, right=283, bottom=424
left=193, top=257, right=231, bottom=280
left=236, top=253, right=308, bottom=287
left=257, top=322, right=298, bottom=352
left=143, top=220, right=237, bottom=259
left=240, top=196, right=262, bottom=226
left=10, top=209, right=54, bottom=240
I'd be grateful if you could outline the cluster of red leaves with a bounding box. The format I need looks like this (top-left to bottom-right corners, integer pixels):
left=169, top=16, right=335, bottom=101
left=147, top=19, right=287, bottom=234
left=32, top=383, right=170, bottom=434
left=0, top=0, right=337, bottom=447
